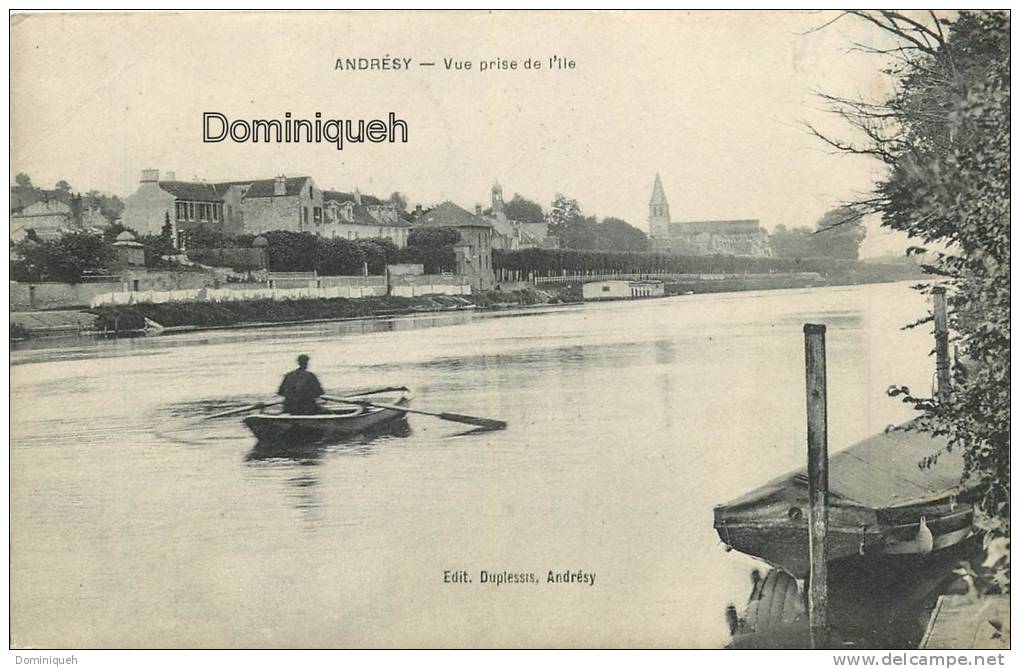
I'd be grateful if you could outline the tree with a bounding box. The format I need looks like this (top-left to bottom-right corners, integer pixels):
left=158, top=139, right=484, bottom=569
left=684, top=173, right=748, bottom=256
left=771, top=225, right=816, bottom=259
left=814, top=11, right=1010, bottom=569
left=97, top=194, right=125, bottom=224
left=356, top=238, right=399, bottom=274
left=770, top=209, right=867, bottom=260
left=262, top=230, right=321, bottom=272
left=812, top=207, right=867, bottom=260
left=504, top=195, right=545, bottom=223
left=139, top=233, right=174, bottom=267
left=316, top=237, right=364, bottom=275
left=401, top=227, right=460, bottom=273
left=189, top=224, right=229, bottom=249
left=388, top=192, right=409, bottom=213
left=161, top=214, right=173, bottom=245
left=407, top=227, right=460, bottom=248
left=548, top=194, right=581, bottom=230
left=548, top=195, right=597, bottom=250
left=55, top=180, right=72, bottom=194
left=15, top=173, right=32, bottom=188
left=11, top=230, right=114, bottom=283
left=595, top=217, right=649, bottom=252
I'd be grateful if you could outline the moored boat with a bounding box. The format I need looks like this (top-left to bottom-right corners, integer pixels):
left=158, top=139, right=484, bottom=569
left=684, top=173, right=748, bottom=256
left=713, top=423, right=977, bottom=579
left=243, top=386, right=412, bottom=444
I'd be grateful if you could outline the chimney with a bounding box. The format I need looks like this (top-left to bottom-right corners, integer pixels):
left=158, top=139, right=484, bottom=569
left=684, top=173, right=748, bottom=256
left=274, top=175, right=287, bottom=196
left=141, top=168, right=159, bottom=183
left=165, top=171, right=176, bottom=181
left=415, top=204, right=423, bottom=216
left=475, top=204, right=482, bottom=216
left=354, top=188, right=362, bottom=205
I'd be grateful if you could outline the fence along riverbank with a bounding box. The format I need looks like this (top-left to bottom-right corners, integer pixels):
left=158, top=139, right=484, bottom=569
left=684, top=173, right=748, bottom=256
left=89, top=274, right=470, bottom=308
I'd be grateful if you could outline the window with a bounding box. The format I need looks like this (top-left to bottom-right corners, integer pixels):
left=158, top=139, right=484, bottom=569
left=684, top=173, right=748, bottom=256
left=303, top=207, right=309, bottom=224
left=188, top=202, right=195, bottom=220
left=309, top=185, right=313, bottom=198
left=314, top=206, right=322, bottom=223
left=602, top=286, right=610, bottom=292
left=212, top=205, right=220, bottom=221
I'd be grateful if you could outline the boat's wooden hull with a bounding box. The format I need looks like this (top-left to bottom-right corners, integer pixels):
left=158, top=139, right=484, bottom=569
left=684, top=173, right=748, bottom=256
left=713, top=424, right=978, bottom=578
left=717, top=507, right=974, bottom=578
left=243, top=389, right=411, bottom=445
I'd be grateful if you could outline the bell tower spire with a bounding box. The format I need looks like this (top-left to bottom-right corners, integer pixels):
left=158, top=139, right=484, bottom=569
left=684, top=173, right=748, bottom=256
left=491, top=180, right=504, bottom=213
left=648, top=173, right=671, bottom=239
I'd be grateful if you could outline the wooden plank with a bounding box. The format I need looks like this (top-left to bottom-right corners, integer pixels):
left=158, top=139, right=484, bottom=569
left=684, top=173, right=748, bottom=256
left=921, top=595, right=1009, bottom=649
left=804, top=323, right=829, bottom=649
left=933, top=286, right=951, bottom=402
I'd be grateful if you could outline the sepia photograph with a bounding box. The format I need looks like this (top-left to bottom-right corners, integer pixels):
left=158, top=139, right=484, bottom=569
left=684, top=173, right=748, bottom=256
left=8, top=9, right=1010, bottom=656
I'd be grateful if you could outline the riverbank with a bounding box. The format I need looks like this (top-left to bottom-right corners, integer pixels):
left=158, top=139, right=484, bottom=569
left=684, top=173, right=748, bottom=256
left=11, top=270, right=924, bottom=341
left=82, top=288, right=550, bottom=333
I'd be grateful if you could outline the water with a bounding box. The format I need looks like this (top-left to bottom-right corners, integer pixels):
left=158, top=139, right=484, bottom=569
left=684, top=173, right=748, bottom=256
left=10, top=283, right=936, bottom=648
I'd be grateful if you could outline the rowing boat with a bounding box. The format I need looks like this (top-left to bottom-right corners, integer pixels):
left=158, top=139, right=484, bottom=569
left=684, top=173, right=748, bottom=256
left=713, top=423, right=977, bottom=579
left=243, top=386, right=412, bottom=444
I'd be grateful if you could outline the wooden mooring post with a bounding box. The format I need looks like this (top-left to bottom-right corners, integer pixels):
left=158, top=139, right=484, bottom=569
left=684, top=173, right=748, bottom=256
left=803, top=323, right=829, bottom=649
left=933, top=286, right=950, bottom=402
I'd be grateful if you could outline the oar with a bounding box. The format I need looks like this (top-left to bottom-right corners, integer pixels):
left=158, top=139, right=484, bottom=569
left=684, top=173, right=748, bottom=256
left=203, top=386, right=407, bottom=422
left=205, top=400, right=282, bottom=420
left=322, top=395, right=507, bottom=431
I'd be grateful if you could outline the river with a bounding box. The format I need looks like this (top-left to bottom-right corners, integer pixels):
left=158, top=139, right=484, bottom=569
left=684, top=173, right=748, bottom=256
left=10, top=282, right=936, bottom=648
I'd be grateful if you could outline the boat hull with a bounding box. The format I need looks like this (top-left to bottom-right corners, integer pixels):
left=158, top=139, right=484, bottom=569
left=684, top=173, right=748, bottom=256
left=243, top=389, right=411, bottom=445
left=716, top=507, right=974, bottom=579
left=713, top=423, right=978, bottom=578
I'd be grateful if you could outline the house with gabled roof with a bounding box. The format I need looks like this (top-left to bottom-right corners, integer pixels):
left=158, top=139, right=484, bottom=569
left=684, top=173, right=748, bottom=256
left=10, top=199, right=72, bottom=241
left=415, top=200, right=495, bottom=289
left=122, top=169, right=324, bottom=247
left=121, top=169, right=226, bottom=248
left=234, top=175, right=323, bottom=235
left=321, top=189, right=410, bottom=247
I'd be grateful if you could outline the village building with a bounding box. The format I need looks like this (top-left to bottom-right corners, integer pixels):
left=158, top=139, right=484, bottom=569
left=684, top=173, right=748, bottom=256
left=321, top=189, right=410, bottom=247
left=111, top=230, right=146, bottom=267
left=77, top=202, right=111, bottom=234
left=414, top=201, right=495, bottom=290
left=121, top=170, right=224, bottom=247
left=122, top=170, right=326, bottom=247
left=10, top=192, right=112, bottom=242
left=235, top=175, right=323, bottom=236
left=10, top=199, right=73, bottom=241
left=647, top=173, right=772, bottom=257
left=478, top=181, right=548, bottom=251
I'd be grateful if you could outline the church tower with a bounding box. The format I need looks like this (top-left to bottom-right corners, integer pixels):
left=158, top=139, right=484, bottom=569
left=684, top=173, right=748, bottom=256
left=648, top=173, right=671, bottom=239
left=491, top=180, right=504, bottom=214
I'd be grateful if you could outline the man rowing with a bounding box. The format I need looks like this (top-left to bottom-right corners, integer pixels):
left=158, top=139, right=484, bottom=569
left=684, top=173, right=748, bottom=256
left=278, top=354, right=325, bottom=415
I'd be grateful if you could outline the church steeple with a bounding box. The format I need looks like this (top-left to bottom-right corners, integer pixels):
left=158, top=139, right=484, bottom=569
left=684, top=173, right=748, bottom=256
left=648, top=173, right=671, bottom=239
left=491, top=180, right=504, bottom=213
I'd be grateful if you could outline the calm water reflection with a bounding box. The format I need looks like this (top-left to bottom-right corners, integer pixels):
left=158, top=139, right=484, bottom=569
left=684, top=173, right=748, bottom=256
left=11, top=283, right=935, bottom=648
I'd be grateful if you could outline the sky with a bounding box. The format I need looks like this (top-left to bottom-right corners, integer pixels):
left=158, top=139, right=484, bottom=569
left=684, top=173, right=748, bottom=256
left=11, top=11, right=915, bottom=256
